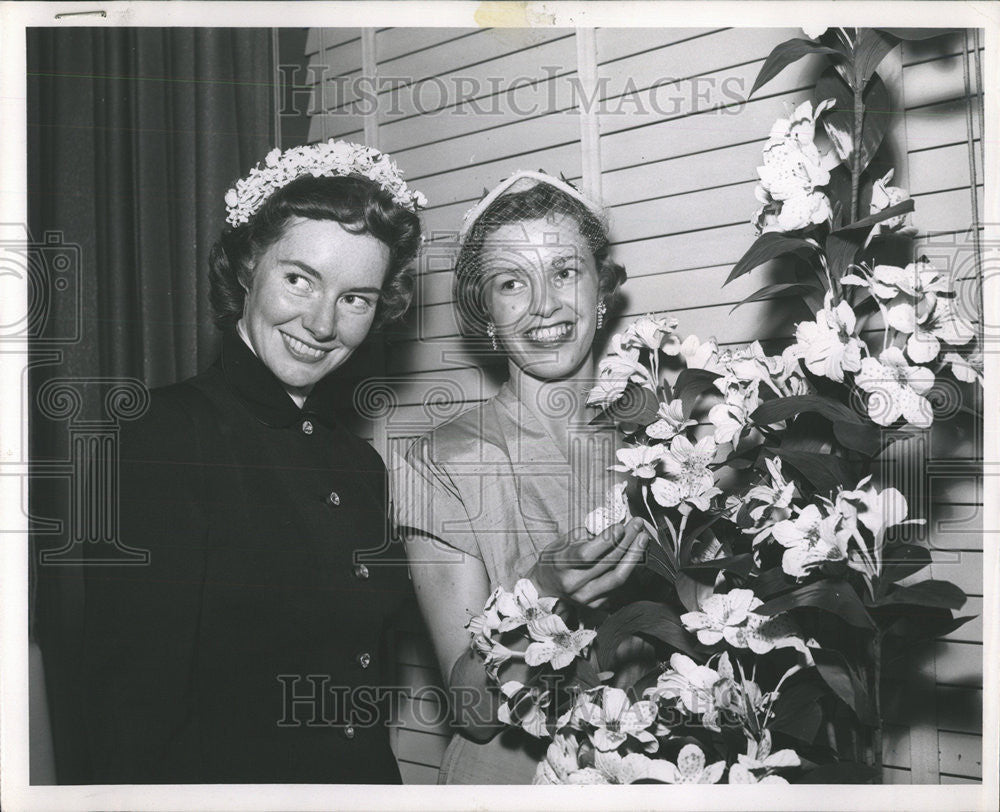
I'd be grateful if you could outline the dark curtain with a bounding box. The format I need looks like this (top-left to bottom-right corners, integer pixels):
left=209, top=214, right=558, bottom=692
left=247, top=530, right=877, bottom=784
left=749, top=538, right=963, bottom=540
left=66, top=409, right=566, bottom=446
left=27, top=27, right=275, bottom=783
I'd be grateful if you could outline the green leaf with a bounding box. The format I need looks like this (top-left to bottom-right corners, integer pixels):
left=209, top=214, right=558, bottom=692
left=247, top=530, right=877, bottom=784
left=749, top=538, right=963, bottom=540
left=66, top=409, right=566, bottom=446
left=683, top=553, right=755, bottom=579
left=831, top=198, right=915, bottom=234
left=767, top=678, right=828, bottom=743
left=832, top=419, right=883, bottom=454
left=816, top=68, right=892, bottom=173
left=754, top=566, right=799, bottom=598
left=854, top=29, right=898, bottom=85
left=815, top=67, right=854, bottom=162
left=729, top=282, right=822, bottom=314
left=595, top=601, right=696, bottom=670
left=772, top=447, right=858, bottom=495
left=795, top=762, right=879, bottom=784
left=752, top=394, right=865, bottom=426
left=643, top=534, right=677, bottom=582
left=878, top=579, right=967, bottom=610
left=811, top=647, right=874, bottom=722
left=750, top=38, right=843, bottom=97
left=673, top=368, right=722, bottom=419
left=879, top=543, right=932, bottom=584
left=825, top=229, right=860, bottom=279
left=881, top=611, right=976, bottom=645
left=757, top=580, right=875, bottom=629
left=725, top=233, right=818, bottom=286
left=605, top=384, right=660, bottom=427
left=674, top=571, right=715, bottom=614
left=873, top=28, right=960, bottom=41
left=569, top=657, right=606, bottom=690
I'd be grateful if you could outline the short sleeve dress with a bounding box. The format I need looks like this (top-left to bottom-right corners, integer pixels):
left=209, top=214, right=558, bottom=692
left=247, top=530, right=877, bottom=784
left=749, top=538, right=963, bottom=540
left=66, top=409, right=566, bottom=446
left=393, top=380, right=618, bottom=784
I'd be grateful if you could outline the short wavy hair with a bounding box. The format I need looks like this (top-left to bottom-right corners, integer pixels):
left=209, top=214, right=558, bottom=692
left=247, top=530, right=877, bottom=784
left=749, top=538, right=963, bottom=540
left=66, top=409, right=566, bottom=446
left=209, top=173, right=421, bottom=330
left=453, top=182, right=626, bottom=338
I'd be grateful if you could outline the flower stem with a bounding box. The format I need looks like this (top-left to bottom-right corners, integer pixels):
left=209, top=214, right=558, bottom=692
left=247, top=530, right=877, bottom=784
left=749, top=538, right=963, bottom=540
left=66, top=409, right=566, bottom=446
left=851, top=81, right=864, bottom=224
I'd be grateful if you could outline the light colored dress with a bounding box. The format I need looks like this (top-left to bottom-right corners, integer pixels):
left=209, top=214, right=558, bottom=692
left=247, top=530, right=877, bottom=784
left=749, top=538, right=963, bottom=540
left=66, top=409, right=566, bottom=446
left=394, top=380, right=617, bottom=784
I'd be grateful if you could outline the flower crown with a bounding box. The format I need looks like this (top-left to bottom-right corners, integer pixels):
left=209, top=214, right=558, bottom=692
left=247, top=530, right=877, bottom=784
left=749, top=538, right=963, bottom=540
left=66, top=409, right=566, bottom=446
left=224, top=139, right=428, bottom=227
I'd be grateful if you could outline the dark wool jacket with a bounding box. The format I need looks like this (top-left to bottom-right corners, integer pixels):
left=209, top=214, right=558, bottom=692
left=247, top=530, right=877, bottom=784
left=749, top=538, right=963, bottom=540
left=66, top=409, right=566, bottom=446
left=83, top=329, right=410, bottom=783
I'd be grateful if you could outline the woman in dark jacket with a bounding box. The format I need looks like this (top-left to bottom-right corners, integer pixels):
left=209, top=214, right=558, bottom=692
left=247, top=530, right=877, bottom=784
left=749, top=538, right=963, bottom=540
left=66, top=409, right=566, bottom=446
left=82, top=141, right=425, bottom=784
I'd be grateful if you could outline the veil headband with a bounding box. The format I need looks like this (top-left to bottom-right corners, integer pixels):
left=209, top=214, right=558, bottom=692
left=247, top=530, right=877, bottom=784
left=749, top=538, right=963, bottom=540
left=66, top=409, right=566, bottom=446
left=458, top=170, right=608, bottom=243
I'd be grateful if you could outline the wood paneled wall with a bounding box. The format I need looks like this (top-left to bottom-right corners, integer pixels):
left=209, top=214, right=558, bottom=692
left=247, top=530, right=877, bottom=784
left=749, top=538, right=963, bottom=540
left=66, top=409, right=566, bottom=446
left=281, top=26, right=985, bottom=785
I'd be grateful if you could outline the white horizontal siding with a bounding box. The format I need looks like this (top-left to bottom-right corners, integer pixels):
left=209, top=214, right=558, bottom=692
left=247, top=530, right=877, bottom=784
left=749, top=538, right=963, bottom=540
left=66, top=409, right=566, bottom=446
left=288, top=25, right=985, bottom=784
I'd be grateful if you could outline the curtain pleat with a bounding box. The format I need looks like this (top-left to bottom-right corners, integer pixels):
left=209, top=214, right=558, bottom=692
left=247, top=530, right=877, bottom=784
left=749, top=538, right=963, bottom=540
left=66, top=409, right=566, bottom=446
left=27, top=26, right=275, bottom=783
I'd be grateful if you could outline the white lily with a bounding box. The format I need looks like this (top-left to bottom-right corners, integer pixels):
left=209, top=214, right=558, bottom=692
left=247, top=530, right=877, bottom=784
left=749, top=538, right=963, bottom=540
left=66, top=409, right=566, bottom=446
left=573, top=687, right=659, bottom=753
left=680, top=588, right=761, bottom=647
left=789, top=295, right=864, bottom=382
left=646, top=399, right=697, bottom=440
left=525, top=613, right=596, bottom=669
left=495, top=578, right=559, bottom=632
left=612, top=444, right=666, bottom=480
left=533, top=733, right=581, bottom=784
left=651, top=435, right=721, bottom=513
left=771, top=504, right=852, bottom=579
left=497, top=681, right=550, bottom=739
left=656, top=743, right=726, bottom=784
left=854, top=347, right=934, bottom=428
left=585, top=481, right=631, bottom=535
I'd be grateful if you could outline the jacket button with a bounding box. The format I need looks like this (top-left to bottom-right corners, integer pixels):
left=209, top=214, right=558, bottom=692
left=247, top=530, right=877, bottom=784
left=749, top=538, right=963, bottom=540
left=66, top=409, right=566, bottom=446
left=343, top=725, right=356, bottom=740
left=356, top=652, right=372, bottom=669
left=353, top=563, right=369, bottom=580
left=326, top=491, right=341, bottom=506
left=301, top=420, right=314, bottom=435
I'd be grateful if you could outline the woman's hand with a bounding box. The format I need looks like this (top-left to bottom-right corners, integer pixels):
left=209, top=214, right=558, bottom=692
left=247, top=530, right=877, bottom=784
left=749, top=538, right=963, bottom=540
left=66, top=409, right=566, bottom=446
left=526, top=517, right=651, bottom=609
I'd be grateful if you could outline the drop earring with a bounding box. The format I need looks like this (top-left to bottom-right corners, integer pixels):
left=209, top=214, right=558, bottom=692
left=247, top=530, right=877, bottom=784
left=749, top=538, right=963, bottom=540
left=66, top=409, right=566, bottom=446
left=486, top=322, right=498, bottom=351
left=596, top=300, right=607, bottom=330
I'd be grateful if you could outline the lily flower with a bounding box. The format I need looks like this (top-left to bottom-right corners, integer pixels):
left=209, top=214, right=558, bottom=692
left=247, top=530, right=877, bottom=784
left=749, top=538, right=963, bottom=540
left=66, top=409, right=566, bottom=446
left=525, top=613, right=597, bottom=669
left=496, top=578, right=559, bottom=632
left=771, top=504, right=852, bottom=579
left=564, top=750, right=680, bottom=785
left=747, top=457, right=796, bottom=524
left=680, top=588, right=761, bottom=647
left=739, top=730, right=801, bottom=772
left=868, top=169, right=915, bottom=236
left=854, top=347, right=934, bottom=428
left=728, top=763, right=790, bottom=784
left=533, top=733, right=581, bottom=784
left=651, top=435, right=721, bottom=513
left=646, top=399, right=697, bottom=440
left=585, top=481, right=631, bottom=535
left=621, top=314, right=679, bottom=352
left=789, top=295, right=864, bottom=383
left=612, top=444, right=666, bottom=479
left=497, top=681, right=550, bottom=739
left=656, top=743, right=726, bottom=784
left=944, top=350, right=984, bottom=385
left=645, top=653, right=724, bottom=723
left=572, top=687, right=659, bottom=753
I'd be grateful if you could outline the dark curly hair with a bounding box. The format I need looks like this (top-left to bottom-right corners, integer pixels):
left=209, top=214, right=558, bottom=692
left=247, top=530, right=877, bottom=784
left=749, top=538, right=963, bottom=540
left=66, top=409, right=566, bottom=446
left=453, top=182, right=626, bottom=338
left=209, top=173, right=421, bottom=330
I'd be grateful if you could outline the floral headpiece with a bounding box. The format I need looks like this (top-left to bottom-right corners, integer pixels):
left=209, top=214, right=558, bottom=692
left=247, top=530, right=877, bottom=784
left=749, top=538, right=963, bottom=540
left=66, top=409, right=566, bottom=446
left=224, top=139, right=428, bottom=227
left=458, top=170, right=608, bottom=244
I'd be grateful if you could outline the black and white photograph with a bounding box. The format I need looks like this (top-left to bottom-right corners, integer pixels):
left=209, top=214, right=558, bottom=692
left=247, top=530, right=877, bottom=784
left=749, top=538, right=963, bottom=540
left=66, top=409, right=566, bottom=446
left=1, top=1, right=997, bottom=809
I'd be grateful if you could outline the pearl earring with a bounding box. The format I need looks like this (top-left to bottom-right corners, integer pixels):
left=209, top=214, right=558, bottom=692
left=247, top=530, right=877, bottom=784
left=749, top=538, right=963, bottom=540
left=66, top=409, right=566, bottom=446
left=596, top=300, right=607, bottom=330
left=486, top=322, right=498, bottom=351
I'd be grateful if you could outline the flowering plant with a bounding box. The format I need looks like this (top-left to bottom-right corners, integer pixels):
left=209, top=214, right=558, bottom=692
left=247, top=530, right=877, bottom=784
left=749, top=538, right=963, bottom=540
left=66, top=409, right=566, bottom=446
left=469, top=27, right=979, bottom=785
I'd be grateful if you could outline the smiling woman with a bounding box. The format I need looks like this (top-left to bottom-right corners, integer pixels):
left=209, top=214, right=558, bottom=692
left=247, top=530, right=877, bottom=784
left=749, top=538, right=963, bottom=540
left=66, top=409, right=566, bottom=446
left=393, top=171, right=653, bottom=784
left=239, top=217, right=391, bottom=403
left=82, top=141, right=424, bottom=784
